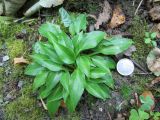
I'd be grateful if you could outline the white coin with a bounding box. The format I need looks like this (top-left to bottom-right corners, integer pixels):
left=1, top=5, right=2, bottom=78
left=116, top=58, right=134, bottom=76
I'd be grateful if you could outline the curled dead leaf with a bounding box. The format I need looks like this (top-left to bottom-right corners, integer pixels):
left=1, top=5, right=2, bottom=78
left=149, top=6, right=160, bottom=21
left=147, top=47, right=160, bottom=76
left=14, top=57, right=29, bottom=65
left=108, top=5, right=125, bottom=29
left=150, top=77, right=160, bottom=87
left=94, top=0, right=112, bottom=29
left=60, top=100, right=66, bottom=108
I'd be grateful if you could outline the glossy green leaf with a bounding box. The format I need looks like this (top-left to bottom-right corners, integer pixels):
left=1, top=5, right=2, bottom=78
left=96, top=37, right=133, bottom=55
left=67, top=69, right=85, bottom=112
left=25, top=62, right=45, bottom=76
left=31, top=54, right=62, bottom=71
left=91, top=56, right=116, bottom=70
left=90, top=67, right=106, bottom=79
left=79, top=31, right=105, bottom=52
left=59, top=7, right=72, bottom=27
left=33, top=70, right=49, bottom=91
left=52, top=41, right=75, bottom=64
left=40, top=72, right=62, bottom=99
left=60, top=72, right=70, bottom=92
left=76, top=55, right=91, bottom=77
left=69, top=14, right=87, bottom=35
left=39, top=23, right=61, bottom=38
left=72, top=32, right=83, bottom=55
left=47, top=84, right=63, bottom=102
left=34, top=42, right=62, bottom=64
left=47, top=100, right=61, bottom=115
left=85, top=82, right=110, bottom=99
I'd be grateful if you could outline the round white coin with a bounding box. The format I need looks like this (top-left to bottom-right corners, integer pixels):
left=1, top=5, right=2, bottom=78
left=116, top=58, right=134, bottom=76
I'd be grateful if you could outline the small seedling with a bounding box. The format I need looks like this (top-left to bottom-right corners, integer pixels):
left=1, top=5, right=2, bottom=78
left=144, top=32, right=157, bottom=47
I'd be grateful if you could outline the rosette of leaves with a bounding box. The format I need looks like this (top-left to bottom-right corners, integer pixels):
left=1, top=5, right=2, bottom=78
left=25, top=8, right=133, bottom=115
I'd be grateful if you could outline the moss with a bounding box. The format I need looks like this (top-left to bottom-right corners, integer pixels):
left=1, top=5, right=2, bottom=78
left=131, top=75, right=154, bottom=93
left=5, top=82, right=47, bottom=120
left=5, top=96, right=46, bottom=120
left=120, top=84, right=132, bottom=99
left=129, top=16, right=150, bottom=65
left=6, top=40, right=26, bottom=59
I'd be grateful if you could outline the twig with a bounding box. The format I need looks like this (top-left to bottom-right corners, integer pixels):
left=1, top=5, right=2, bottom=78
left=134, top=0, right=143, bottom=15
left=130, top=59, right=148, bottom=73
left=107, top=112, right=112, bottom=120
left=134, top=72, right=152, bottom=75
left=88, top=14, right=97, bottom=21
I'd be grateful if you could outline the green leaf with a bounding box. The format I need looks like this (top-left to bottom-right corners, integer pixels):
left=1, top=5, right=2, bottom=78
left=90, top=67, right=106, bottom=79
left=39, top=23, right=61, bottom=38
left=138, top=109, right=149, bottom=120
left=59, top=7, right=72, bottom=27
left=85, top=82, right=110, bottom=99
left=151, top=32, right=157, bottom=39
left=101, top=74, right=114, bottom=89
left=47, top=84, right=63, bottom=102
left=69, top=14, right=87, bottom=35
left=60, top=72, right=70, bottom=92
left=91, top=56, right=116, bottom=70
left=33, top=70, right=49, bottom=91
left=54, top=42, right=75, bottom=64
left=39, top=72, right=62, bottom=99
left=60, top=72, right=70, bottom=102
left=66, top=69, right=85, bottom=112
left=31, top=54, right=62, bottom=71
left=152, top=41, right=157, bottom=47
left=47, top=100, right=61, bottom=115
left=144, top=38, right=151, bottom=44
left=145, top=32, right=150, bottom=38
left=25, top=62, right=45, bottom=76
left=72, top=32, right=83, bottom=55
left=139, top=95, right=154, bottom=111
left=96, top=37, right=133, bottom=55
left=129, top=109, right=139, bottom=120
left=79, top=31, right=105, bottom=52
left=76, top=55, right=91, bottom=77
left=34, top=42, right=62, bottom=64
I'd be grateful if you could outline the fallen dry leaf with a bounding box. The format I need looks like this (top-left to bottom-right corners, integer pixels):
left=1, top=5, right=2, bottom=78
left=141, top=91, right=155, bottom=110
left=150, top=77, right=160, bottom=87
left=147, top=47, right=160, bottom=76
left=149, top=6, right=160, bottom=21
left=60, top=100, right=66, bottom=108
left=108, top=5, right=125, bottom=29
left=94, top=0, right=112, bottom=29
left=14, top=57, right=29, bottom=65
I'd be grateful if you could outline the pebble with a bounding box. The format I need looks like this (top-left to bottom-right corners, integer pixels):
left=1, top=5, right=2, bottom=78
left=18, top=81, right=23, bottom=88
left=2, top=55, right=9, bottom=62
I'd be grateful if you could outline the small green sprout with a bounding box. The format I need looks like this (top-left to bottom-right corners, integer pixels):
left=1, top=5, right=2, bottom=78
left=144, top=32, right=157, bottom=47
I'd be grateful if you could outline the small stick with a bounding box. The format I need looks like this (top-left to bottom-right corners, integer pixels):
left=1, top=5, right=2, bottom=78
left=107, top=112, right=112, bottom=120
left=134, top=0, right=143, bottom=15
left=134, top=72, right=152, bottom=75
left=130, top=58, right=148, bottom=73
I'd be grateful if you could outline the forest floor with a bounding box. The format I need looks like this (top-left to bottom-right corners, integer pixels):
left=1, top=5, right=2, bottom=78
left=0, top=0, right=159, bottom=120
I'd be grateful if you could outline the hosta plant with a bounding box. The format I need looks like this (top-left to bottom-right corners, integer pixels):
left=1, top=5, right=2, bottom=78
left=25, top=8, right=133, bottom=115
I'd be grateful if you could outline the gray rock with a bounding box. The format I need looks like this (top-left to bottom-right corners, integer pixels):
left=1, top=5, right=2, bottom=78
left=18, top=81, right=23, bottom=88
left=2, top=55, right=9, bottom=62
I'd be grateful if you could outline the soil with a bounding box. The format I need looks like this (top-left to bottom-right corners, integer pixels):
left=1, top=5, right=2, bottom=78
left=0, top=0, right=159, bottom=120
